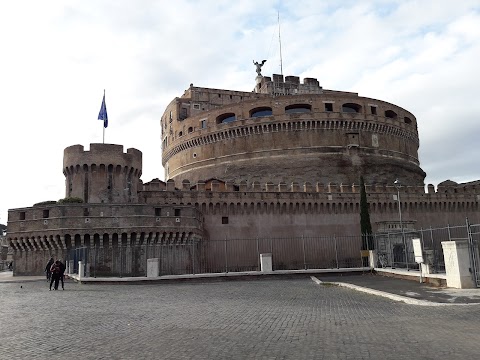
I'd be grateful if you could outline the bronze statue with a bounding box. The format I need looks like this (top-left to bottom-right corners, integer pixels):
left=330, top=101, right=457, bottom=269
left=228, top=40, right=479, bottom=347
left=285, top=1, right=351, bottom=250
left=253, top=60, right=267, bottom=76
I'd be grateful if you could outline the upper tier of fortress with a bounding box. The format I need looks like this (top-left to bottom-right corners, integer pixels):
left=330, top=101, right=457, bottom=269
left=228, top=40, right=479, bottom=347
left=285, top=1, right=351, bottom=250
left=160, top=73, right=425, bottom=186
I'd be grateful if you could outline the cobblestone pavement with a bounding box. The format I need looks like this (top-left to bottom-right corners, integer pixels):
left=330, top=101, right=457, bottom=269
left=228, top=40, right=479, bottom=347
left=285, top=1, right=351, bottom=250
left=1, top=278, right=480, bottom=360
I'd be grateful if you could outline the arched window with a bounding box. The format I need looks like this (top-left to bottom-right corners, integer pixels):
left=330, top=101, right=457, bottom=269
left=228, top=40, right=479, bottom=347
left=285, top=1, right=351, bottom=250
left=404, top=117, right=412, bottom=125
left=216, top=113, right=236, bottom=124
left=285, top=104, right=311, bottom=114
left=342, top=103, right=361, bottom=113
left=250, top=107, right=273, bottom=118
left=178, top=131, right=183, bottom=137
left=188, top=127, right=193, bottom=133
left=385, top=110, right=397, bottom=119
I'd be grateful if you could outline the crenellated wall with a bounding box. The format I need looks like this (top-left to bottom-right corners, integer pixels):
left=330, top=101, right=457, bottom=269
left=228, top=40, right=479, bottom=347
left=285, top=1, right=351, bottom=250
left=63, top=144, right=142, bottom=204
left=140, top=179, right=480, bottom=239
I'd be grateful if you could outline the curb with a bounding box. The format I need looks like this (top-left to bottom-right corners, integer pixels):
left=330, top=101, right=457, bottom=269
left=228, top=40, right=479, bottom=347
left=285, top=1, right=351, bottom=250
left=310, top=276, right=480, bottom=306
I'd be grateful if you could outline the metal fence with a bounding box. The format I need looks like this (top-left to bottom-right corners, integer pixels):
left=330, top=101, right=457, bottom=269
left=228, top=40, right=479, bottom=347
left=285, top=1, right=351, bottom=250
left=67, top=235, right=366, bottom=277
left=375, top=221, right=480, bottom=274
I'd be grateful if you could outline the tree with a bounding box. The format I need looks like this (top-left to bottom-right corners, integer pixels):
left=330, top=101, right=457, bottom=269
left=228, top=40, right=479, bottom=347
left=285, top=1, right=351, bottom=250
left=359, top=176, right=374, bottom=250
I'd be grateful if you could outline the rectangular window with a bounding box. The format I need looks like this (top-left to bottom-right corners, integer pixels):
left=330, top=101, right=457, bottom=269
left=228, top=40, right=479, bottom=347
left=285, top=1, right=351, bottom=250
left=174, top=208, right=181, bottom=217
left=83, top=208, right=89, bottom=216
left=371, top=106, right=377, bottom=115
left=19, top=211, right=26, bottom=220
left=222, top=216, right=229, bottom=224
left=155, top=208, right=162, bottom=216
left=200, top=119, right=207, bottom=129
left=193, top=103, right=200, bottom=110
left=43, top=209, right=49, bottom=218
left=324, top=103, right=333, bottom=112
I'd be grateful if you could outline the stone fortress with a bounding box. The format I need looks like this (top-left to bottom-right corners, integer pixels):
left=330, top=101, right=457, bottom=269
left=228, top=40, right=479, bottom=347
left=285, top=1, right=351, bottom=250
left=6, top=67, right=480, bottom=275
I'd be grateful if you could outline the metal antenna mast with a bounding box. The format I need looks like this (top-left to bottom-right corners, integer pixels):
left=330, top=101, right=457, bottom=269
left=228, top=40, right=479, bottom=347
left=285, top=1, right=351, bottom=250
left=278, top=11, right=283, bottom=76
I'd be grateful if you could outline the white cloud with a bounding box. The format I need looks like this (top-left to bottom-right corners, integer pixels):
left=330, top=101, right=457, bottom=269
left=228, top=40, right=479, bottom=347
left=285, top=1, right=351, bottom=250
left=1, top=0, right=479, bottom=223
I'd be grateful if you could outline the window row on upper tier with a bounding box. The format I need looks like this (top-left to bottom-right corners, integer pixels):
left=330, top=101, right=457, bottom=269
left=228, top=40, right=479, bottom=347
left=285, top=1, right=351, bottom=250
left=211, top=103, right=413, bottom=125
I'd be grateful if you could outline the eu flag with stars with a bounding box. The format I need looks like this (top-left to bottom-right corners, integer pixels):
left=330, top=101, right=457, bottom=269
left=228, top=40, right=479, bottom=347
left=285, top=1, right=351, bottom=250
left=98, top=93, right=108, bottom=128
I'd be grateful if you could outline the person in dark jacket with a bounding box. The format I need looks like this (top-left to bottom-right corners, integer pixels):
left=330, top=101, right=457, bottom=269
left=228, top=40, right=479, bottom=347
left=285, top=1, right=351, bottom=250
left=45, top=258, right=54, bottom=281
left=58, top=260, right=66, bottom=290
left=49, top=260, right=62, bottom=291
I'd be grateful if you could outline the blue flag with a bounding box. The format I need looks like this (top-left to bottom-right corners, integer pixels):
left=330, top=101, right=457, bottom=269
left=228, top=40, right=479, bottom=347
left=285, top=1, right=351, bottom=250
left=98, top=93, right=108, bottom=128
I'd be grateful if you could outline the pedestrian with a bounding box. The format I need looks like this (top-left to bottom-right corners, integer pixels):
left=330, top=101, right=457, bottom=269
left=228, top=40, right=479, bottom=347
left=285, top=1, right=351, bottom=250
left=49, top=260, right=61, bottom=291
left=45, top=257, right=54, bottom=281
left=58, top=260, right=66, bottom=290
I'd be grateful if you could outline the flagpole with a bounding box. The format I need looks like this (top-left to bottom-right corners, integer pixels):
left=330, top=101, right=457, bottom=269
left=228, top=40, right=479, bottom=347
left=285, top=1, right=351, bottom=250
left=102, top=89, right=105, bottom=144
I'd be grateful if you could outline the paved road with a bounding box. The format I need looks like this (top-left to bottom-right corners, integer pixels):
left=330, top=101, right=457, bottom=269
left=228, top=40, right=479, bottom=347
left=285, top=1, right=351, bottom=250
left=1, top=278, right=480, bottom=360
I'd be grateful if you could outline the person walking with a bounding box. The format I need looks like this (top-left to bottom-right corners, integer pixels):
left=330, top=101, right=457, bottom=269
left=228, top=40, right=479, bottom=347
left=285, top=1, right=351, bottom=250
left=49, top=260, right=61, bottom=291
left=58, top=260, right=66, bottom=290
left=45, top=257, right=54, bottom=281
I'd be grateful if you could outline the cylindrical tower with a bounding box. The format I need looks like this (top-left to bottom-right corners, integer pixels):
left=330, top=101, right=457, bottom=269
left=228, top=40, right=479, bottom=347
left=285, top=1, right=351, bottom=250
left=63, top=144, right=142, bottom=204
left=161, top=81, right=426, bottom=186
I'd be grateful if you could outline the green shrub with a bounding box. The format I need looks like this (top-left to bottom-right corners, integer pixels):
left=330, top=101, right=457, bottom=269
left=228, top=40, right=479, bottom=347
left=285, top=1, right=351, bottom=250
left=57, top=197, right=83, bottom=204
left=33, top=200, right=57, bottom=206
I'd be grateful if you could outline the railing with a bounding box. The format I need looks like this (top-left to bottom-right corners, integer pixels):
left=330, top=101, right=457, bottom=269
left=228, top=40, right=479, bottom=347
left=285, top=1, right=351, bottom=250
left=67, top=235, right=365, bottom=278
left=374, top=221, right=480, bottom=273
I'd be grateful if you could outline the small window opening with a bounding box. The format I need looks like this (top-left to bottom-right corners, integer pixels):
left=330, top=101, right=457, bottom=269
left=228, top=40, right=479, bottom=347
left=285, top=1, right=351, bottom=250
left=83, top=208, right=89, bottom=216
left=188, top=127, right=193, bottom=133
left=200, top=120, right=207, bottom=128
left=285, top=104, right=312, bottom=114
left=174, top=208, right=181, bottom=216
left=19, top=212, right=25, bottom=220
left=385, top=110, right=397, bottom=119
left=43, top=210, right=50, bottom=218
left=222, top=216, right=229, bottom=224
left=371, top=106, right=377, bottom=115
left=342, top=103, right=361, bottom=113
left=324, top=103, right=333, bottom=112
left=155, top=208, right=161, bottom=216
left=404, top=117, right=412, bottom=125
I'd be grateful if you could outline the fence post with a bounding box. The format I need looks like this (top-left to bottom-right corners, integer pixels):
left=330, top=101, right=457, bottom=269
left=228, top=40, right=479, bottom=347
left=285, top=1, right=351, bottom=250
left=447, top=223, right=452, bottom=241
left=93, top=245, right=96, bottom=278
left=334, top=234, right=339, bottom=269
left=224, top=237, right=228, bottom=273
left=192, top=239, right=195, bottom=275
left=256, top=237, right=260, bottom=271
left=119, top=246, right=122, bottom=278
left=302, top=235, right=307, bottom=270
left=429, top=226, right=435, bottom=270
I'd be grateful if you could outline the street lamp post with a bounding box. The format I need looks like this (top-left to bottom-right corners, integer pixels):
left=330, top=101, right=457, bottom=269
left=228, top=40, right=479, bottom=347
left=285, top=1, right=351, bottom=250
left=394, top=179, right=409, bottom=271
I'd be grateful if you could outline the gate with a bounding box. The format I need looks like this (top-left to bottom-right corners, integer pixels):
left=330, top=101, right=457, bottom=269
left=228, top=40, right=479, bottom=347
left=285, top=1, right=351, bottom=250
left=467, top=219, right=480, bottom=287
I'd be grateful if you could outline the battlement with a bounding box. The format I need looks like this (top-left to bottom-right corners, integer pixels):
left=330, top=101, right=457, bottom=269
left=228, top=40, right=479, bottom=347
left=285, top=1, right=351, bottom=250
left=63, top=144, right=143, bottom=204
left=142, top=179, right=479, bottom=196
left=257, top=74, right=323, bottom=95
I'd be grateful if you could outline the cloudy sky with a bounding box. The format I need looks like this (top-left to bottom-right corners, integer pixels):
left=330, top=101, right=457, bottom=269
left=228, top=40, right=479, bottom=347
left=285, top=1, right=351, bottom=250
left=1, top=0, right=479, bottom=223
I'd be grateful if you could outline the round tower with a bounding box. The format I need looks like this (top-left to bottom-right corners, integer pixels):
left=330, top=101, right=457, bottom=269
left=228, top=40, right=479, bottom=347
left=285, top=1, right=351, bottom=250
left=161, top=76, right=426, bottom=186
left=63, top=144, right=142, bottom=204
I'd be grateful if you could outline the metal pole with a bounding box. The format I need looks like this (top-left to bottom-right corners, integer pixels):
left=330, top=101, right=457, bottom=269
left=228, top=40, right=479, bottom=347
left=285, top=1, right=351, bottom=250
left=334, top=234, right=339, bottom=269
left=93, top=245, right=96, bottom=278
left=394, top=180, right=408, bottom=270
left=302, top=235, right=307, bottom=270
left=224, top=237, right=228, bottom=273
left=192, top=239, right=195, bottom=275
left=429, top=226, right=435, bottom=272
left=447, top=223, right=452, bottom=241
left=256, top=237, right=260, bottom=271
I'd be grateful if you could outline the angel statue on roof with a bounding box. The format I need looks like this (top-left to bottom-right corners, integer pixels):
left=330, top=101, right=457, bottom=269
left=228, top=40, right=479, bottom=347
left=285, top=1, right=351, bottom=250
left=253, top=60, right=267, bottom=76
